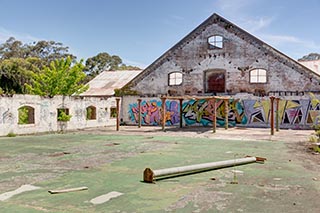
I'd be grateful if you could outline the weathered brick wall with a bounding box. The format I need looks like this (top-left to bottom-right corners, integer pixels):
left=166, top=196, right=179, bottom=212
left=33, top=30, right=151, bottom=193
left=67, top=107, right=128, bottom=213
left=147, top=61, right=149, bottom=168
left=0, top=95, right=116, bottom=136
left=131, top=15, right=320, bottom=96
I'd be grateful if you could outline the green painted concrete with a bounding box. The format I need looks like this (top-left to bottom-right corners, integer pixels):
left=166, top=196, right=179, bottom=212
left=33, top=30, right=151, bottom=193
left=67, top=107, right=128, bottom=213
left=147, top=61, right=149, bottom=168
left=0, top=133, right=319, bottom=212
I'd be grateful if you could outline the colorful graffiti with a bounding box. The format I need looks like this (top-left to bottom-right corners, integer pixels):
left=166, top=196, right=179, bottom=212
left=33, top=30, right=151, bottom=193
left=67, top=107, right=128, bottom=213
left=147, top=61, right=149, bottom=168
left=182, top=99, right=247, bottom=127
left=243, top=99, right=320, bottom=127
left=127, top=98, right=320, bottom=128
left=128, top=100, right=180, bottom=125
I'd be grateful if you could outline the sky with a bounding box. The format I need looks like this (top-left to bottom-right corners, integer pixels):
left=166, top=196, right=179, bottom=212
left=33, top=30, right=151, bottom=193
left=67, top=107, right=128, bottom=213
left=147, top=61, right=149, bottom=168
left=0, top=0, right=320, bottom=68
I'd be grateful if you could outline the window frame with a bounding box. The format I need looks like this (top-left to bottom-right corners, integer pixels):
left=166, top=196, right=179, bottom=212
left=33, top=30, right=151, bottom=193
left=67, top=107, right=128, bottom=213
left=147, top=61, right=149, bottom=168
left=168, top=72, right=183, bottom=86
left=249, top=68, right=267, bottom=84
left=208, top=35, right=224, bottom=49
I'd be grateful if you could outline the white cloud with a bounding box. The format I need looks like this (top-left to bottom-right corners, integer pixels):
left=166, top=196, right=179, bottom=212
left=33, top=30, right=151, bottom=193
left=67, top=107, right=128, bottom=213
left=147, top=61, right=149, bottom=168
left=243, top=16, right=274, bottom=33
left=0, top=27, right=42, bottom=44
left=260, top=34, right=320, bottom=49
left=122, top=58, right=148, bottom=69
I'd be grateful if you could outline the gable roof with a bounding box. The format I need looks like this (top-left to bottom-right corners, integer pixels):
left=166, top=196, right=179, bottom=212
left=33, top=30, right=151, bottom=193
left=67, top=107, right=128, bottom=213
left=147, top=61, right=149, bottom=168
left=79, top=70, right=142, bottom=97
left=125, top=13, right=320, bottom=88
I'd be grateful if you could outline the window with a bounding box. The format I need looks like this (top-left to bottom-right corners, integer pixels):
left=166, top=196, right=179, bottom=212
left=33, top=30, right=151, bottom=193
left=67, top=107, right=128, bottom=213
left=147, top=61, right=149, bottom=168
left=57, top=108, right=71, bottom=121
left=110, top=107, right=117, bottom=118
left=208, top=35, right=224, bottom=49
left=86, top=106, right=96, bottom=120
left=18, top=106, right=35, bottom=124
left=168, top=72, right=183, bottom=86
left=250, top=69, right=267, bottom=83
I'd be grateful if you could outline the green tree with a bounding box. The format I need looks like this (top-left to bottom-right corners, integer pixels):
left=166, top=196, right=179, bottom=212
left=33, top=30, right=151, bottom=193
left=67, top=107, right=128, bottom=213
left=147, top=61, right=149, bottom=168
left=84, top=52, right=122, bottom=77
left=25, top=57, right=88, bottom=97
left=84, top=52, right=141, bottom=81
left=0, top=37, right=76, bottom=94
left=0, top=57, right=41, bottom=93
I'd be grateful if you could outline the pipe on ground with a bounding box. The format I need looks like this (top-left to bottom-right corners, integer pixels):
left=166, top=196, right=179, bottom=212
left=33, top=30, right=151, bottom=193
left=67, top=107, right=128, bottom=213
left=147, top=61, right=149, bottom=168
left=143, top=156, right=266, bottom=183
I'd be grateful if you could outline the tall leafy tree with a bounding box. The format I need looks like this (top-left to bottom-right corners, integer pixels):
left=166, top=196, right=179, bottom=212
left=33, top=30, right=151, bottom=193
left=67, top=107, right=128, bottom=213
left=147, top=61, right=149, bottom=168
left=0, top=57, right=41, bottom=93
left=25, top=57, right=88, bottom=97
left=0, top=37, right=76, bottom=94
left=84, top=52, right=141, bottom=81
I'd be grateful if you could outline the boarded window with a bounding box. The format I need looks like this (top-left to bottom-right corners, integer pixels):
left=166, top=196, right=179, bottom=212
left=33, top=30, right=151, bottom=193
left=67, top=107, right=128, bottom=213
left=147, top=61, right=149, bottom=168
left=86, top=106, right=97, bottom=120
left=208, top=35, right=223, bottom=49
left=168, top=72, right=183, bottom=86
left=18, top=106, right=35, bottom=124
left=206, top=72, right=225, bottom=93
left=250, top=69, right=267, bottom=83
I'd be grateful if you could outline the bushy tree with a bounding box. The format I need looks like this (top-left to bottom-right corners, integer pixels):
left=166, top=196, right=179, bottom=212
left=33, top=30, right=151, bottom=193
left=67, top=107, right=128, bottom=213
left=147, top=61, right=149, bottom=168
left=25, top=57, right=88, bottom=97
left=84, top=52, right=141, bottom=81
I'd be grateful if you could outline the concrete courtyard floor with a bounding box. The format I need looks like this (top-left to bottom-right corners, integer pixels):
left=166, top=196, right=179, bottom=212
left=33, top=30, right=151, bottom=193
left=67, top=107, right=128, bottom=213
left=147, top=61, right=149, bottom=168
left=0, top=126, right=319, bottom=212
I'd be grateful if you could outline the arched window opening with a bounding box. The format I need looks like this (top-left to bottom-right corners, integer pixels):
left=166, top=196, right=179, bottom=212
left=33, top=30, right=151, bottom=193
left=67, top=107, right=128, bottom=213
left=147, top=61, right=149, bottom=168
left=57, top=108, right=71, bottom=122
left=18, top=106, right=35, bottom=124
left=168, top=72, right=183, bottom=86
left=86, top=106, right=97, bottom=120
left=250, top=68, right=267, bottom=83
left=208, top=35, right=224, bottom=49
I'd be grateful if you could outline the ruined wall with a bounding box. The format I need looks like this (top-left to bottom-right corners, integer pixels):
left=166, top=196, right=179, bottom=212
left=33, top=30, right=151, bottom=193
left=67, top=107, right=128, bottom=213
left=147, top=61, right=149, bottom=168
left=122, top=95, right=320, bottom=129
left=131, top=17, right=320, bottom=96
left=0, top=95, right=116, bottom=136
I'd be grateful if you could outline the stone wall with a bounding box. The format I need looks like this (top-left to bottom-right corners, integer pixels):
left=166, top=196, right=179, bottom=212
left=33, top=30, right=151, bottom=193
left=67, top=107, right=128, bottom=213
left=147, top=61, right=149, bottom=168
left=121, top=95, right=320, bottom=129
left=0, top=95, right=116, bottom=136
left=129, top=15, right=320, bottom=97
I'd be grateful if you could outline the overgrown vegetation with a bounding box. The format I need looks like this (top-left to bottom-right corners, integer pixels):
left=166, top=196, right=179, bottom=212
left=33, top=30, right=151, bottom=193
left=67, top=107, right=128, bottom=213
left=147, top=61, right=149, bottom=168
left=18, top=107, right=29, bottom=124
left=6, top=132, right=16, bottom=137
left=57, top=110, right=72, bottom=122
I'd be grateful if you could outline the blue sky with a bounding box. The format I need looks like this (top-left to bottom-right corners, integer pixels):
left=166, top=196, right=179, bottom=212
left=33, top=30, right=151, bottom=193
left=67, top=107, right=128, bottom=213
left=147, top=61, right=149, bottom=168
left=0, top=0, right=319, bottom=68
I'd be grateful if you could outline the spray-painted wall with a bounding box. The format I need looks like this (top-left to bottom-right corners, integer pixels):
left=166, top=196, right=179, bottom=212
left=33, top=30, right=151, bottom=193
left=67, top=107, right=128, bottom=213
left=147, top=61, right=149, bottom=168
left=0, top=95, right=116, bottom=136
left=121, top=95, right=320, bottom=129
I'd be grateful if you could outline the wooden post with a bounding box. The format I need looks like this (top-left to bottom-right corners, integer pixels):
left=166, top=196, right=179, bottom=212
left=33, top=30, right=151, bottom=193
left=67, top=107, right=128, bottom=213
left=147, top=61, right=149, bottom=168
left=116, top=97, right=120, bottom=131
left=179, top=99, right=183, bottom=128
left=137, top=98, right=142, bottom=128
left=161, top=97, right=166, bottom=131
left=270, top=96, right=275, bottom=135
left=212, top=98, right=217, bottom=133
left=275, top=97, right=280, bottom=132
left=224, top=99, right=229, bottom=130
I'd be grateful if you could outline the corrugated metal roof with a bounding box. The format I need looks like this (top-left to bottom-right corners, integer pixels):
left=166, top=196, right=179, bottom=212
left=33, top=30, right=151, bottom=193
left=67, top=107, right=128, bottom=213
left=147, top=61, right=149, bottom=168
left=79, top=70, right=142, bottom=96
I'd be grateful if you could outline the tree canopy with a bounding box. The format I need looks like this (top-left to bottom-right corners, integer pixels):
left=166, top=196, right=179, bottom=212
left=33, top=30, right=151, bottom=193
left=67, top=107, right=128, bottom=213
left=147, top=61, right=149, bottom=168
left=84, top=52, right=140, bottom=80
left=0, top=37, right=141, bottom=95
left=25, top=57, right=88, bottom=97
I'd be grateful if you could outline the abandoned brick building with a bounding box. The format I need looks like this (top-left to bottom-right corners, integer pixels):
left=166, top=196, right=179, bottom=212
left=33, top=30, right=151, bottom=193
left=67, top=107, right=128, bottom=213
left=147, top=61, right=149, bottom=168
left=119, top=13, right=320, bottom=129
left=125, top=13, right=320, bottom=97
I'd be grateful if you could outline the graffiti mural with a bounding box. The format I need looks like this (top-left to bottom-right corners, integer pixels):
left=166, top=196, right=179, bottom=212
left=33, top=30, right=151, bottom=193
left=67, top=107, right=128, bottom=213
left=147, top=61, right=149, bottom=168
left=127, top=98, right=320, bottom=128
left=182, top=99, right=247, bottom=127
left=128, top=100, right=180, bottom=125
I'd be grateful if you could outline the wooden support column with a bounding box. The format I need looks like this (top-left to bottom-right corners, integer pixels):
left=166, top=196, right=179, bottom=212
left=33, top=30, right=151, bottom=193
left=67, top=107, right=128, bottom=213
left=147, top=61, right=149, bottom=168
left=275, top=97, right=280, bottom=132
left=212, top=98, right=217, bottom=133
left=270, top=96, right=275, bottom=135
left=224, top=99, right=229, bottom=130
left=161, top=97, right=166, bottom=131
left=179, top=99, right=183, bottom=128
left=116, top=97, right=120, bottom=131
left=137, top=98, right=142, bottom=128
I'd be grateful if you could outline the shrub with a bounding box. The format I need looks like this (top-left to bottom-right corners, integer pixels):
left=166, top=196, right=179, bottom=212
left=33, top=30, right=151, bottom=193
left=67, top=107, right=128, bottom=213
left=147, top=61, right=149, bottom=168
left=7, top=132, right=16, bottom=137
